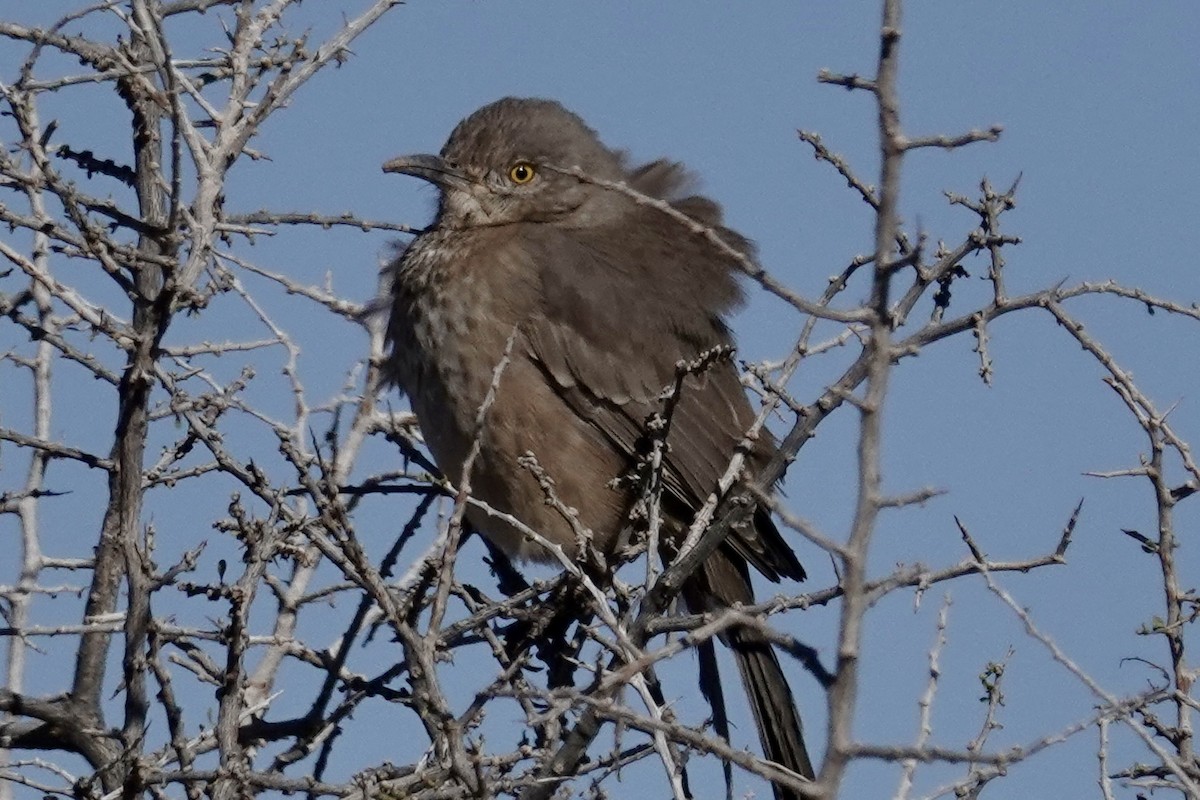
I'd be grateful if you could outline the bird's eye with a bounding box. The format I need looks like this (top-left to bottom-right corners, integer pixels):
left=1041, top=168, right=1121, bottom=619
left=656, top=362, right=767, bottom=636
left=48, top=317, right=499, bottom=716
left=508, top=162, right=536, bottom=185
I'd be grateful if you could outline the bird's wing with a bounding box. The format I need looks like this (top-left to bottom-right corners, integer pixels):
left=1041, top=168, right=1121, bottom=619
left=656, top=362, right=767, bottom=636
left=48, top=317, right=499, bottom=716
left=523, top=222, right=803, bottom=581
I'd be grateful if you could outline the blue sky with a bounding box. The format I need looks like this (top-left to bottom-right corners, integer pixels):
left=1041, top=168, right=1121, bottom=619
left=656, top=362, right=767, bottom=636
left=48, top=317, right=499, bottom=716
left=3, top=2, right=1199, bottom=798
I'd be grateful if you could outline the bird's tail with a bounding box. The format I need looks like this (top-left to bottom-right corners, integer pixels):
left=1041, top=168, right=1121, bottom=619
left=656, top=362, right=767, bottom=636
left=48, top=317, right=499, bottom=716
left=684, top=549, right=814, bottom=800
left=729, top=628, right=814, bottom=797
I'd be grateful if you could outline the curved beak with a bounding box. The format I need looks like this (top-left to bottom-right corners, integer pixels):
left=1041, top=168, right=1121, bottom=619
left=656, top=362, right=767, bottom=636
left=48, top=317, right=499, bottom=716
left=382, top=153, right=471, bottom=191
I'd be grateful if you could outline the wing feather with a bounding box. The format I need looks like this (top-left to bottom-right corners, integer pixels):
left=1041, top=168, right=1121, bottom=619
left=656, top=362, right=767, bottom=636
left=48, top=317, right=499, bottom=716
left=520, top=185, right=803, bottom=581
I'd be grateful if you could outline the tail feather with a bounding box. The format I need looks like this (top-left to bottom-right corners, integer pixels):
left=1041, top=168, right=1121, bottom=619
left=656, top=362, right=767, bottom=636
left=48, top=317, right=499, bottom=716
left=683, top=547, right=814, bottom=800
left=730, top=631, right=814, bottom=797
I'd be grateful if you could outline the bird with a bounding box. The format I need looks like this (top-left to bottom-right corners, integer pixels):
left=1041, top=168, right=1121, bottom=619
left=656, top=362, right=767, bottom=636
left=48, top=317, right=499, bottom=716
left=382, top=97, right=813, bottom=796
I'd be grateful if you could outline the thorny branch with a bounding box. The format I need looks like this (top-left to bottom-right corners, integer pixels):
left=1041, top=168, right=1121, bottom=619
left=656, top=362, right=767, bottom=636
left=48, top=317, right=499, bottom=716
left=0, top=2, right=1195, bottom=800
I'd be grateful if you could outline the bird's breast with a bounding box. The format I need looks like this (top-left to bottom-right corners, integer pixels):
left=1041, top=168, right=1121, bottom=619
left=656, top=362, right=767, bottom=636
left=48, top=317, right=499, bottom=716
left=389, top=229, right=537, bottom=472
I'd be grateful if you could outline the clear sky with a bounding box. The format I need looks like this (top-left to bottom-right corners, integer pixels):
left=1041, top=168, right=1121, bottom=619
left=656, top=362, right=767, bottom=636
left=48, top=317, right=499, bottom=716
left=3, top=2, right=1198, bottom=798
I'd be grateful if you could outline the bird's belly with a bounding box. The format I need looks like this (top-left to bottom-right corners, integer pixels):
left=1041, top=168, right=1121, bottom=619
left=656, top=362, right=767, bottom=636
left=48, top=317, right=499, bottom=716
left=407, top=324, right=631, bottom=561
left=405, top=303, right=512, bottom=477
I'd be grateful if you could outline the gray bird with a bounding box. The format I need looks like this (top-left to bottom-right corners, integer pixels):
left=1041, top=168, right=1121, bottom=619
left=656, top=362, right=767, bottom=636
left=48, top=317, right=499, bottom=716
left=383, top=97, right=813, bottom=796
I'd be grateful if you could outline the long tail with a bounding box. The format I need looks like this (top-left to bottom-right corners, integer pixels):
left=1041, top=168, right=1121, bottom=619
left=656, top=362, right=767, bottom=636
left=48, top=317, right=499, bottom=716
left=685, top=549, right=814, bottom=799
left=730, top=628, right=814, bottom=795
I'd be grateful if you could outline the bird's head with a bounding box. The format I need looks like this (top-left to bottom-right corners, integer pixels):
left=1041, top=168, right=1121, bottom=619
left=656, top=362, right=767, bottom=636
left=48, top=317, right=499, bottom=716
left=383, top=97, right=627, bottom=229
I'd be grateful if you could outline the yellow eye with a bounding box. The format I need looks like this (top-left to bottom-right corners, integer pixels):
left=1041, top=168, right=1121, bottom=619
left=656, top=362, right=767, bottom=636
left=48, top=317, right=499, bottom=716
left=508, top=162, right=536, bottom=184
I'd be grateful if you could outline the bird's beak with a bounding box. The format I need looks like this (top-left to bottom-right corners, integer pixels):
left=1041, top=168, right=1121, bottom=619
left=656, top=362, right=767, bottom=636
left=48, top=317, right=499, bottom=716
left=382, top=153, right=472, bottom=191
